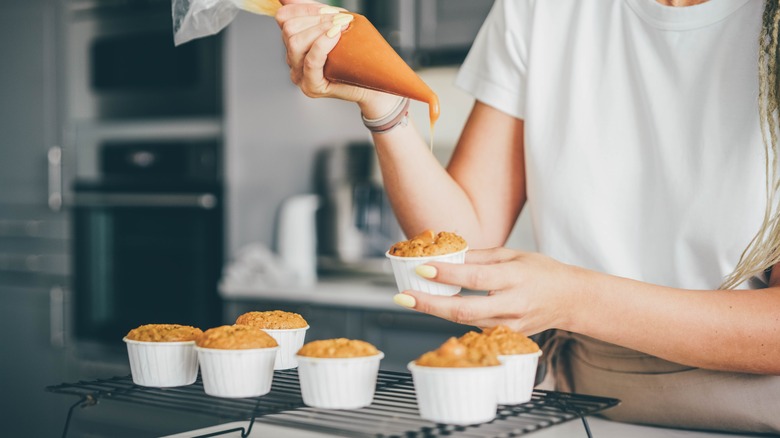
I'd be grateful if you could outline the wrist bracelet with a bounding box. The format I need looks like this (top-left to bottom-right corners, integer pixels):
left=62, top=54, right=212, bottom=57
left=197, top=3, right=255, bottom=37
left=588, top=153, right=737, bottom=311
left=362, top=97, right=410, bottom=134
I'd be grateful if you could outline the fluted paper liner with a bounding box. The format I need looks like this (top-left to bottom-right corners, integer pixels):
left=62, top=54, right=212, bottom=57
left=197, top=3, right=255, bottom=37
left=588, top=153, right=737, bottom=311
left=196, top=346, right=278, bottom=398
left=497, top=350, right=542, bottom=404
left=386, top=248, right=467, bottom=295
left=296, top=353, right=384, bottom=409
left=408, top=361, right=501, bottom=425
left=262, top=326, right=308, bottom=370
left=124, top=338, right=199, bottom=388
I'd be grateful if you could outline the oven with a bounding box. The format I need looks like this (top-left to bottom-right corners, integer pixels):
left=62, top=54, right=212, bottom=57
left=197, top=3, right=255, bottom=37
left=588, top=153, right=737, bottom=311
left=73, top=140, right=223, bottom=343
left=66, top=0, right=221, bottom=120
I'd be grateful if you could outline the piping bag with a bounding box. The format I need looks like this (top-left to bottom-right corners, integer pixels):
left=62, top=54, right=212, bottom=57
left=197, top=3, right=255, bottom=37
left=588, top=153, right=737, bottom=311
left=172, top=0, right=440, bottom=127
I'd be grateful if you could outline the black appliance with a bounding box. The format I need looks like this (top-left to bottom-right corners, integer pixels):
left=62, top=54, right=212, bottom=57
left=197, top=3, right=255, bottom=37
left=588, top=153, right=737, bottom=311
left=67, top=0, right=221, bottom=120
left=73, top=141, right=223, bottom=343
left=361, top=0, right=495, bottom=68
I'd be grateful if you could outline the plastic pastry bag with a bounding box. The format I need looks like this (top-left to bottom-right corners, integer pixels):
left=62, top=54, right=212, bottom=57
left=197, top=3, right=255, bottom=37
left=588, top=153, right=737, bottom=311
left=172, top=0, right=281, bottom=46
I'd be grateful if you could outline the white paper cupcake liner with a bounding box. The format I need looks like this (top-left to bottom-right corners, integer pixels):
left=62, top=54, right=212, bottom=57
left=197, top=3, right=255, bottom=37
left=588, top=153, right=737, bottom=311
left=408, top=361, right=501, bottom=425
left=385, top=248, right=467, bottom=296
left=296, top=353, right=384, bottom=409
left=262, top=326, right=309, bottom=370
left=497, top=350, right=542, bottom=404
left=124, top=338, right=199, bottom=388
left=195, top=346, right=278, bottom=398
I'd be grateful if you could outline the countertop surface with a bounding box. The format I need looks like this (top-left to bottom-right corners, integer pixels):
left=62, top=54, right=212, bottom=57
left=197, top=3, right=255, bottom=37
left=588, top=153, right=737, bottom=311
left=165, top=417, right=760, bottom=438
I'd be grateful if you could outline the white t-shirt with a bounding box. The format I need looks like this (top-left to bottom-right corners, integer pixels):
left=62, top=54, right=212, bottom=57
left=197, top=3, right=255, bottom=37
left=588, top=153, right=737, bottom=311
left=456, top=0, right=766, bottom=289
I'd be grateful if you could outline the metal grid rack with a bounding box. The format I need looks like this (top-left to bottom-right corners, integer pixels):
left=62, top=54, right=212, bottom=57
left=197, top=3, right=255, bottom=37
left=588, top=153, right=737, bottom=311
left=47, top=370, right=620, bottom=437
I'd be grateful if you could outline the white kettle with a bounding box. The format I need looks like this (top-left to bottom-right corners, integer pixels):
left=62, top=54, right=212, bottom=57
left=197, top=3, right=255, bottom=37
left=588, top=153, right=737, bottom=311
left=276, top=194, right=320, bottom=287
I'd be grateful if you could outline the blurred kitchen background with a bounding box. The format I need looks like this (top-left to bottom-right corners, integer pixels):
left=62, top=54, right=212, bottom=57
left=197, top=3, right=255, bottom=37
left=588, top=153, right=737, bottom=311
left=0, top=0, right=535, bottom=436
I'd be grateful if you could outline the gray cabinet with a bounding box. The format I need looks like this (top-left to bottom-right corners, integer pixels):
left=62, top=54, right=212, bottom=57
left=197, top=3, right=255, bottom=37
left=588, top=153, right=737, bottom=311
left=0, top=1, right=72, bottom=436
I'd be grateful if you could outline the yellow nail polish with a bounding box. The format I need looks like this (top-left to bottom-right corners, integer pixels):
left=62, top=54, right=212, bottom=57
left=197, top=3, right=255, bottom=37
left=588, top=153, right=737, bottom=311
left=319, top=6, right=341, bottom=14
left=326, top=24, right=344, bottom=38
left=332, top=14, right=354, bottom=26
left=415, top=265, right=437, bottom=279
left=393, top=294, right=416, bottom=308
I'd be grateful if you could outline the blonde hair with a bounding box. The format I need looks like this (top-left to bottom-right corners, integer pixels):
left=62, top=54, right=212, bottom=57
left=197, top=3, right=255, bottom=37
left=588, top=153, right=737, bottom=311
left=722, top=0, right=780, bottom=289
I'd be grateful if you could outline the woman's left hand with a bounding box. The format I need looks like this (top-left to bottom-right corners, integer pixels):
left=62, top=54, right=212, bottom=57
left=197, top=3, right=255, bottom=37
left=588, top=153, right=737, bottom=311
left=394, top=248, right=586, bottom=335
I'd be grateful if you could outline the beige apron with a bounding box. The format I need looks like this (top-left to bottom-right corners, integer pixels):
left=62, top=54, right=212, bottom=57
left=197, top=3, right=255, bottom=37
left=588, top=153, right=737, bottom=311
left=540, top=330, right=780, bottom=434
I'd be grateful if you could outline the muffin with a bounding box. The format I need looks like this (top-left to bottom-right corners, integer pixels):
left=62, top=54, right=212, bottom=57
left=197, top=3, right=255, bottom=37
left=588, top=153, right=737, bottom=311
left=123, top=324, right=202, bottom=388
left=459, top=326, right=542, bottom=404
left=195, top=325, right=279, bottom=398
left=408, top=337, right=502, bottom=425
left=386, top=230, right=468, bottom=296
left=235, top=310, right=309, bottom=370
left=295, top=339, right=384, bottom=409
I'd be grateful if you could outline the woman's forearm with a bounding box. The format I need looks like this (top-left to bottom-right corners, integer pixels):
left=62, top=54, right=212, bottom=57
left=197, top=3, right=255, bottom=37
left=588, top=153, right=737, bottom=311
left=570, top=268, right=780, bottom=374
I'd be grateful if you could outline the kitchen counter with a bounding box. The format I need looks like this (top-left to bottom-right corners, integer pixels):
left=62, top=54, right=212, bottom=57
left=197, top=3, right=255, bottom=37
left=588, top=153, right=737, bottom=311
left=219, top=274, right=402, bottom=311
left=166, top=417, right=760, bottom=438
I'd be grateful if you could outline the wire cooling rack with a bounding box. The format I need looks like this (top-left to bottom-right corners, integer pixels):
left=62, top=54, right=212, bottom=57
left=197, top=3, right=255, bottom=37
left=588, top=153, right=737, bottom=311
left=47, top=369, right=619, bottom=437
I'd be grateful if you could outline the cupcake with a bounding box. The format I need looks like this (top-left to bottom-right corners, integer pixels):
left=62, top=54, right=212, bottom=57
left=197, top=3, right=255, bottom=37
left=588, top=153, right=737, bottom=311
left=296, top=338, right=384, bottom=409
left=195, top=325, right=279, bottom=398
left=460, top=326, right=541, bottom=404
left=123, top=324, right=202, bottom=388
left=385, top=229, right=468, bottom=296
left=408, top=337, right=502, bottom=425
left=235, top=310, right=309, bottom=370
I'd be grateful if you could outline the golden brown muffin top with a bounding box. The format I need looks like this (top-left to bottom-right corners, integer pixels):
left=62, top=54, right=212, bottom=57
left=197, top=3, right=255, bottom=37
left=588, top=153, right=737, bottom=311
left=415, top=337, right=500, bottom=367
left=388, top=230, right=467, bottom=257
left=195, top=325, right=278, bottom=350
left=125, top=324, right=203, bottom=342
left=235, top=310, right=308, bottom=329
left=459, top=325, right=540, bottom=356
left=297, top=338, right=380, bottom=358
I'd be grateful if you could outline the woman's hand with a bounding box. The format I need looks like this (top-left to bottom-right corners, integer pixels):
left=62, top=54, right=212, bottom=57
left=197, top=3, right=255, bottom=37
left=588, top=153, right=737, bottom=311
left=276, top=0, right=400, bottom=118
left=394, top=248, right=588, bottom=335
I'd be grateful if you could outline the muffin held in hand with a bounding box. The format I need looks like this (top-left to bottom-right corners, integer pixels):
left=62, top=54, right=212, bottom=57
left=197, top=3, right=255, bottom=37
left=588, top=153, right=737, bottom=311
left=126, top=323, right=203, bottom=342
left=459, top=325, right=542, bottom=405
left=409, top=336, right=502, bottom=425
left=123, top=323, right=203, bottom=388
left=235, top=310, right=308, bottom=329
left=388, top=229, right=467, bottom=257
left=236, top=310, right=309, bottom=370
left=386, top=230, right=468, bottom=296
left=296, top=338, right=384, bottom=409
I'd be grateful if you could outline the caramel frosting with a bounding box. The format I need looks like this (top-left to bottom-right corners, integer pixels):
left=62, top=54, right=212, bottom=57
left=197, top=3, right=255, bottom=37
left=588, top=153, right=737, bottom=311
left=415, top=337, right=500, bottom=368
left=125, top=324, right=203, bottom=342
left=324, top=13, right=440, bottom=127
left=459, top=326, right=540, bottom=356
left=297, top=338, right=380, bottom=358
left=195, top=325, right=278, bottom=350
left=235, top=310, right=308, bottom=329
left=388, top=230, right=467, bottom=257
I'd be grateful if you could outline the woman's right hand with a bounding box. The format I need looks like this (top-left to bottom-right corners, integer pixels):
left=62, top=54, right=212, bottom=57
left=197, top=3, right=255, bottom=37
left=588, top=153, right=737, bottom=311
left=276, top=0, right=402, bottom=119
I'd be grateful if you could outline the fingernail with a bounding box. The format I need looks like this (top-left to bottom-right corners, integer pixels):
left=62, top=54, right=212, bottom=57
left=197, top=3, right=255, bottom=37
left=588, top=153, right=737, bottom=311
left=326, top=24, right=344, bottom=38
left=319, top=6, right=340, bottom=14
left=332, top=13, right=354, bottom=26
left=415, top=265, right=437, bottom=279
left=393, top=294, right=416, bottom=308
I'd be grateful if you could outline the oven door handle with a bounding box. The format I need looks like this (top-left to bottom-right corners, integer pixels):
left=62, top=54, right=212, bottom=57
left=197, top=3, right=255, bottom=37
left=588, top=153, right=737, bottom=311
left=73, top=193, right=218, bottom=209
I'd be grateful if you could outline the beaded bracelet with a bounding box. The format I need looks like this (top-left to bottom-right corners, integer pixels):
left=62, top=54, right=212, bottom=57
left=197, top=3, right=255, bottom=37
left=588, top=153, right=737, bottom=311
left=361, top=97, right=410, bottom=134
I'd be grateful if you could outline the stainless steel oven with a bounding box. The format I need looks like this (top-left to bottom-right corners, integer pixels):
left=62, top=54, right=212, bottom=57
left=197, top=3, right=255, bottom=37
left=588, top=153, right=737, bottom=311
left=73, top=140, right=223, bottom=343
left=66, top=0, right=221, bottom=120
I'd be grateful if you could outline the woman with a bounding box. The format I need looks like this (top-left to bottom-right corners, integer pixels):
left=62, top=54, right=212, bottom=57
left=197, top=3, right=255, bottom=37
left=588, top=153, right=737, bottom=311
left=276, top=0, right=780, bottom=432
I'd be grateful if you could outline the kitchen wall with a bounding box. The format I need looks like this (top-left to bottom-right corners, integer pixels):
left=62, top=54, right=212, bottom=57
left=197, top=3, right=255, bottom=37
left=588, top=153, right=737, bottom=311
left=225, top=13, right=535, bottom=260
